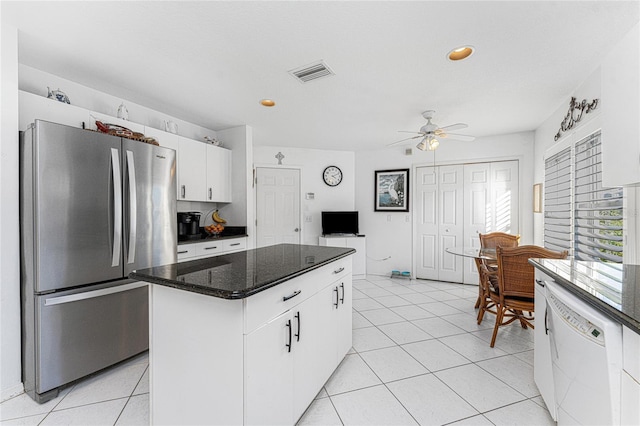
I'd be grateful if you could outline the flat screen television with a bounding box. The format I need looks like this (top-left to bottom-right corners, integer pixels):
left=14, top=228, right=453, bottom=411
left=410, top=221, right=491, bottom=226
left=321, top=211, right=359, bottom=236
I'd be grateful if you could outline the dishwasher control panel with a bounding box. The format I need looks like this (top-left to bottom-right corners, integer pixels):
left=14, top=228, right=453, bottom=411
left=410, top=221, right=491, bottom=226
left=548, top=292, right=605, bottom=345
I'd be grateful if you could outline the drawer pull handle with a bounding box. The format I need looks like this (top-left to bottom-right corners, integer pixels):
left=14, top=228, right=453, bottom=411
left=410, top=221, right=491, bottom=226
left=283, top=290, right=301, bottom=302
left=286, top=319, right=292, bottom=353
left=333, top=286, right=339, bottom=308
left=177, top=250, right=189, bottom=254
left=334, top=267, right=345, bottom=274
left=340, top=282, right=345, bottom=304
left=204, top=246, right=219, bottom=250
left=229, top=243, right=240, bottom=247
left=295, top=312, right=301, bottom=342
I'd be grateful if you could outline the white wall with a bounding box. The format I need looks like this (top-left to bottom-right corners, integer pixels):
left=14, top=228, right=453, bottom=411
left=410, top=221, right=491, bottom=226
left=355, top=132, right=535, bottom=276
left=253, top=146, right=356, bottom=246
left=1, top=21, right=24, bottom=401
left=532, top=68, right=602, bottom=246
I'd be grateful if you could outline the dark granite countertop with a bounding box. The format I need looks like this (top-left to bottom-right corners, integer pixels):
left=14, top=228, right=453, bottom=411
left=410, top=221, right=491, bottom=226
left=130, top=243, right=355, bottom=299
left=530, top=259, right=640, bottom=334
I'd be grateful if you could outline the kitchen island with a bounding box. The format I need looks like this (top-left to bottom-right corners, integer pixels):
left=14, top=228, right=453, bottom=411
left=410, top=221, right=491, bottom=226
left=130, top=243, right=355, bottom=425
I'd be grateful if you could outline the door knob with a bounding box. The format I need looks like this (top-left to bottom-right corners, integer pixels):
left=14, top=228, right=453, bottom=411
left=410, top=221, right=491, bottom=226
left=294, top=228, right=299, bottom=232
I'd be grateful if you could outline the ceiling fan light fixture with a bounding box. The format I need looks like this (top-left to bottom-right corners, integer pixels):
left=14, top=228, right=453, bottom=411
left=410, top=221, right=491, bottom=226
left=447, top=45, right=474, bottom=61
left=428, top=137, right=440, bottom=150
left=416, top=138, right=428, bottom=151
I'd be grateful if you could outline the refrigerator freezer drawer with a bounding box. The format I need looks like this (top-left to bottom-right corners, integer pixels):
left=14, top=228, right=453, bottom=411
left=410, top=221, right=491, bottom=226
left=31, top=282, right=149, bottom=397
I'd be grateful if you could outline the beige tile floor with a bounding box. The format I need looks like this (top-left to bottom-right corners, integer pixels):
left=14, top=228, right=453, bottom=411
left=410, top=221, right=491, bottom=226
left=0, top=275, right=553, bottom=425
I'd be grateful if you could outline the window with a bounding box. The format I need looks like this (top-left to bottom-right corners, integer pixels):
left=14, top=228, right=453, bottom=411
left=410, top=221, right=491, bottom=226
left=544, top=130, right=623, bottom=263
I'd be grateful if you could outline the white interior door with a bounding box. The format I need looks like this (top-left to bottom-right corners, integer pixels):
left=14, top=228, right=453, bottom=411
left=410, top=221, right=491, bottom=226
left=438, top=165, right=464, bottom=283
left=256, top=168, right=301, bottom=248
left=415, top=167, right=439, bottom=280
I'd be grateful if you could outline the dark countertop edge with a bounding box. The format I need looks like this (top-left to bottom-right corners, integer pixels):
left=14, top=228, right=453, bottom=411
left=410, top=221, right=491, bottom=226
left=178, top=233, right=248, bottom=246
left=130, top=248, right=356, bottom=300
left=529, top=259, right=640, bottom=334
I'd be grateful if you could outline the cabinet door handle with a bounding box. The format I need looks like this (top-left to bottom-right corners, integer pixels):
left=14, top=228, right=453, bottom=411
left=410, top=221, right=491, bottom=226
left=204, top=246, right=218, bottom=250
left=181, top=185, right=186, bottom=198
left=283, top=290, right=301, bottom=302
left=209, top=188, right=212, bottom=200
left=295, top=312, right=301, bottom=342
left=285, top=319, right=292, bottom=353
left=333, top=267, right=345, bottom=274
left=340, top=283, right=345, bottom=304
left=535, top=279, right=545, bottom=287
left=544, top=307, right=549, bottom=335
left=333, top=286, right=339, bottom=308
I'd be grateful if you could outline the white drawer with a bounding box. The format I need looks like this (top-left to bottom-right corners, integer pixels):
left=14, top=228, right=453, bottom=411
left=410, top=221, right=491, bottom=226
left=177, top=245, right=197, bottom=261
left=243, top=256, right=352, bottom=333
left=196, top=240, right=223, bottom=258
left=223, top=237, right=246, bottom=253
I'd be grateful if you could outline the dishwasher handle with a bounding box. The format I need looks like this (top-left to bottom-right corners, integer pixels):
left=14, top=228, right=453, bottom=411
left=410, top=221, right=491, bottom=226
left=535, top=279, right=546, bottom=287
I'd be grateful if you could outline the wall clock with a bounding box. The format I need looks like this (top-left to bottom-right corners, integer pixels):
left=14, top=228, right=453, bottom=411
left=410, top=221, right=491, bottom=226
left=323, top=166, right=343, bottom=187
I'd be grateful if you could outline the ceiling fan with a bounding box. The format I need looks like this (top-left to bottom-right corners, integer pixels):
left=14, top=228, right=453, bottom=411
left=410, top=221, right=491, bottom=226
left=389, top=110, right=475, bottom=151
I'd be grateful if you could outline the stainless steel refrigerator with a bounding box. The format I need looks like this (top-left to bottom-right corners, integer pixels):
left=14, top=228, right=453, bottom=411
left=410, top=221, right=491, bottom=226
left=20, top=120, right=177, bottom=403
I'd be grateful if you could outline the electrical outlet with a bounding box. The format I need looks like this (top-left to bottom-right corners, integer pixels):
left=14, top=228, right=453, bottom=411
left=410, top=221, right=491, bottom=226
left=387, top=215, right=392, bottom=222
left=305, top=215, right=312, bottom=223
left=405, top=215, right=410, bottom=222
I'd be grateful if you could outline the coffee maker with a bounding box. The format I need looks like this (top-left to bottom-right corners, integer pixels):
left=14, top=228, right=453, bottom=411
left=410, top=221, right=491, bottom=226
left=177, top=212, right=201, bottom=240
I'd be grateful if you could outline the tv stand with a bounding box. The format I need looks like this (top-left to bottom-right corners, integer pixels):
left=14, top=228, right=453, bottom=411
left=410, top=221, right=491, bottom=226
left=319, top=235, right=366, bottom=277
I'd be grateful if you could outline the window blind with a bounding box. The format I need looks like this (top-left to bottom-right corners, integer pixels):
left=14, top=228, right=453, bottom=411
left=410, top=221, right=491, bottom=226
left=544, top=147, right=572, bottom=252
left=573, top=131, right=623, bottom=263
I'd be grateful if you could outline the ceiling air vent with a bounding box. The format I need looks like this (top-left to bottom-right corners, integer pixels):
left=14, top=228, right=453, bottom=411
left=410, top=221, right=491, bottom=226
left=289, top=60, right=335, bottom=83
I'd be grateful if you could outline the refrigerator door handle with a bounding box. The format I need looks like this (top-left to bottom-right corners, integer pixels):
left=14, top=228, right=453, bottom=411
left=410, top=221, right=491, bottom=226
left=111, top=148, right=122, bottom=267
left=43, top=282, right=148, bottom=306
left=126, top=150, right=137, bottom=264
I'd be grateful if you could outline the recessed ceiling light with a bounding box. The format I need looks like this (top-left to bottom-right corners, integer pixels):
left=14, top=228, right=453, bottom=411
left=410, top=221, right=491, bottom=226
left=447, top=46, right=475, bottom=61
left=260, top=99, right=276, bottom=107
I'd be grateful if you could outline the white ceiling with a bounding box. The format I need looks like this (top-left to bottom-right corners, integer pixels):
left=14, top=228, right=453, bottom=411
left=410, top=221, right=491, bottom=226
left=4, top=1, right=639, bottom=151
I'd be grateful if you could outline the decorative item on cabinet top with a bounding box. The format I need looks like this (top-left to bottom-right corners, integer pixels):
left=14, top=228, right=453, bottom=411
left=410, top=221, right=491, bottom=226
left=204, top=136, right=223, bottom=147
left=47, top=87, right=70, bottom=104
left=90, top=115, right=159, bottom=145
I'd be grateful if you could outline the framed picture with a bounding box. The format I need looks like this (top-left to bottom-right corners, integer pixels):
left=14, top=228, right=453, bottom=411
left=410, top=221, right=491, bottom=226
left=533, top=183, right=543, bottom=213
left=374, top=169, right=409, bottom=212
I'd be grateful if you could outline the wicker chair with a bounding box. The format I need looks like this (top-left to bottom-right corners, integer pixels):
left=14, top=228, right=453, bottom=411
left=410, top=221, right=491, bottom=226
left=475, top=232, right=520, bottom=324
left=486, top=245, right=567, bottom=348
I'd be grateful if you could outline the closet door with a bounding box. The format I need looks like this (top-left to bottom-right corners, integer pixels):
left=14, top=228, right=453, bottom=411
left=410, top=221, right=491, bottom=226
left=438, top=165, right=464, bottom=283
left=490, top=161, right=519, bottom=234
left=463, top=163, right=491, bottom=284
left=415, top=167, right=439, bottom=280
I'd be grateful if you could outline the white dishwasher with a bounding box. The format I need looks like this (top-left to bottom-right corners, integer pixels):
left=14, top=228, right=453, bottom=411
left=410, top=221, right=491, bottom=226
left=545, top=279, right=623, bottom=425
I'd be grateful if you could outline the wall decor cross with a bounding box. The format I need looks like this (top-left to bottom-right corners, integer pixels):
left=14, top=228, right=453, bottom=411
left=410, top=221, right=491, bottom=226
left=275, top=151, right=285, bottom=165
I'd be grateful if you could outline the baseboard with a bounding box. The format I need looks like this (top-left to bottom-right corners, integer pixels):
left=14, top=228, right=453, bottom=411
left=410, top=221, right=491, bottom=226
left=1, top=382, right=24, bottom=402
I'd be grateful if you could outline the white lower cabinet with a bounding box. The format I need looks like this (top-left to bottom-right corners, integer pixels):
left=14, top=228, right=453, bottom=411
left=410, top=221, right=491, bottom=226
left=150, top=256, right=353, bottom=425
left=245, top=294, right=321, bottom=425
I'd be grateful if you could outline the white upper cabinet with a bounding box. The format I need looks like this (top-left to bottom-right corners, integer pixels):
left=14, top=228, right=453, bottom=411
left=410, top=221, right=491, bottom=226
left=601, top=22, right=640, bottom=187
left=143, top=127, right=180, bottom=199
left=177, top=136, right=208, bottom=201
left=206, top=145, right=232, bottom=203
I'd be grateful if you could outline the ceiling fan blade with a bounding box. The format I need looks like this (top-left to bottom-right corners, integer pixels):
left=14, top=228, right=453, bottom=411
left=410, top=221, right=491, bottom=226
left=439, top=133, right=475, bottom=142
left=387, top=134, right=423, bottom=146
left=398, top=130, right=424, bottom=134
left=437, top=123, right=468, bottom=132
